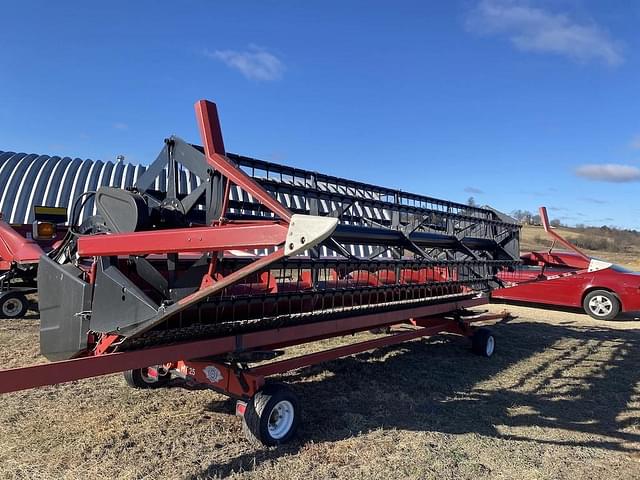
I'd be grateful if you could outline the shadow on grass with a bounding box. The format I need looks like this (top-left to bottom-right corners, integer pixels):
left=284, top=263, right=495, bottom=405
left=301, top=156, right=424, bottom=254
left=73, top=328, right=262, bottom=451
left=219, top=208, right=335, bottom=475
left=491, top=298, right=640, bottom=321
left=190, top=319, right=640, bottom=478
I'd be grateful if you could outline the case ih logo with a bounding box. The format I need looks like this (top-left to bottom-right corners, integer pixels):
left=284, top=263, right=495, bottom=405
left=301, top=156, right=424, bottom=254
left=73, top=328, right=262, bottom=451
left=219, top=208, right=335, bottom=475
left=203, top=365, right=223, bottom=384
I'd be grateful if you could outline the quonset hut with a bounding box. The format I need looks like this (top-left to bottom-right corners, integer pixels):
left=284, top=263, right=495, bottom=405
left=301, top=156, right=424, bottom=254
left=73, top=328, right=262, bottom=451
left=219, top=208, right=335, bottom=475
left=0, top=149, right=399, bottom=258
left=0, top=150, right=201, bottom=225
left=0, top=148, right=519, bottom=260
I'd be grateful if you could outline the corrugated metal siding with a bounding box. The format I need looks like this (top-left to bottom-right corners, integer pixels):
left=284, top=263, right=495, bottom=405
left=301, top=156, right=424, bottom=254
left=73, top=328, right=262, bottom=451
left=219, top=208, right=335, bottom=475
left=0, top=149, right=388, bottom=258
left=0, top=151, right=202, bottom=224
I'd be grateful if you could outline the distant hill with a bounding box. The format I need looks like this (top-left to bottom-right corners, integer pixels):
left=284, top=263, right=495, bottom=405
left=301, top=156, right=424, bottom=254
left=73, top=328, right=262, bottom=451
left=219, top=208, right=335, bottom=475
left=521, top=224, right=640, bottom=270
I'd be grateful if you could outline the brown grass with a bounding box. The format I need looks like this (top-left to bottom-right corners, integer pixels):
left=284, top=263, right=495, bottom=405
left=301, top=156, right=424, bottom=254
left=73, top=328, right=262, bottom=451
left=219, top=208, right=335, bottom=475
left=1, top=303, right=640, bottom=479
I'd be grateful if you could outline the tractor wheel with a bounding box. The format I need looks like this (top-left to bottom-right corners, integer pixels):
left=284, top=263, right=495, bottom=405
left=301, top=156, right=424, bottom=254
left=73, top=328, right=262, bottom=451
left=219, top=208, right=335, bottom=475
left=123, top=367, right=171, bottom=389
left=0, top=292, right=28, bottom=319
left=583, top=290, right=620, bottom=321
left=472, top=328, right=496, bottom=358
left=242, top=383, right=300, bottom=446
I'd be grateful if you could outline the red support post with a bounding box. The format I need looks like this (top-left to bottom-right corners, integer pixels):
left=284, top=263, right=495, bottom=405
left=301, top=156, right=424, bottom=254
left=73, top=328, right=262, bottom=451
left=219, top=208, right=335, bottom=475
left=539, top=206, right=589, bottom=261
left=195, top=100, right=293, bottom=222
left=174, top=360, right=264, bottom=398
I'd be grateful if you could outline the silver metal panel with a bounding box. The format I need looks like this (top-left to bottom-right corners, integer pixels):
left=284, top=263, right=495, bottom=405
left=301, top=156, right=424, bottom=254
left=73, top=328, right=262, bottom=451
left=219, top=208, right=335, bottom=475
left=0, top=151, right=182, bottom=224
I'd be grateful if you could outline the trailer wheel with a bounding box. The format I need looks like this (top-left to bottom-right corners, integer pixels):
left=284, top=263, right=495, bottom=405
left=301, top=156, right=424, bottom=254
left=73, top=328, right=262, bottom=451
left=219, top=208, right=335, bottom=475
left=583, top=290, right=620, bottom=321
left=242, top=383, right=299, bottom=446
left=123, top=367, right=171, bottom=389
left=472, top=328, right=495, bottom=357
left=0, top=292, right=28, bottom=319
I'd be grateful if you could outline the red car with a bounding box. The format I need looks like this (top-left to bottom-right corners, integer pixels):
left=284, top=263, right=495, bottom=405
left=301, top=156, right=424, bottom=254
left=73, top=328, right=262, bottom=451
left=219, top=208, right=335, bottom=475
left=492, top=207, right=640, bottom=321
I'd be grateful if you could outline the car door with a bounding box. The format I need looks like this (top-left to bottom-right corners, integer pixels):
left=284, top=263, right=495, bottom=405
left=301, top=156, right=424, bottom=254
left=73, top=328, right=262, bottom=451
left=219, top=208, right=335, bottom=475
left=513, top=269, right=594, bottom=307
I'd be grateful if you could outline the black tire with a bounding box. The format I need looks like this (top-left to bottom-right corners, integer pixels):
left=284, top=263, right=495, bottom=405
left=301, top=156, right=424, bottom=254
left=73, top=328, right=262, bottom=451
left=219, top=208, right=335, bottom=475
left=0, top=292, right=28, bottom=319
left=123, top=367, right=171, bottom=389
left=472, top=328, right=495, bottom=358
left=242, top=383, right=300, bottom=447
left=583, top=290, right=620, bottom=321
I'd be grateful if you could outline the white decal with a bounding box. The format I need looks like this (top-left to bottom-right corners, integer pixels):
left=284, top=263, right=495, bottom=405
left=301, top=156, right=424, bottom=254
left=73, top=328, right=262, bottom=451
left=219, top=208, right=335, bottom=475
left=203, top=366, right=223, bottom=384
left=588, top=259, right=612, bottom=272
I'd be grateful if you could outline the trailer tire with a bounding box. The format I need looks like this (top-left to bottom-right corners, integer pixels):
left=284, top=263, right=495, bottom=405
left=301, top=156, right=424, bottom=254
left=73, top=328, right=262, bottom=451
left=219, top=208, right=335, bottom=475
left=0, top=292, right=28, bottom=319
left=242, top=383, right=299, bottom=446
left=472, top=328, right=495, bottom=357
left=583, top=290, right=620, bottom=321
left=123, top=367, right=171, bottom=389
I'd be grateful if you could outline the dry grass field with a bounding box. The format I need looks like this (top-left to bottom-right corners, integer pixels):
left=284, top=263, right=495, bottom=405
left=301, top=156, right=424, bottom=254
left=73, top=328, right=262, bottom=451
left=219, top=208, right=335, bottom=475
left=2, top=229, right=640, bottom=479
left=1, top=301, right=640, bottom=479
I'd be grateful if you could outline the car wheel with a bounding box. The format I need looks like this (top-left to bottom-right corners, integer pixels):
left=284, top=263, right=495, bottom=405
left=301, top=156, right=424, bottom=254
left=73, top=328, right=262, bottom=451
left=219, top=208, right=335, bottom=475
left=583, top=290, right=620, bottom=321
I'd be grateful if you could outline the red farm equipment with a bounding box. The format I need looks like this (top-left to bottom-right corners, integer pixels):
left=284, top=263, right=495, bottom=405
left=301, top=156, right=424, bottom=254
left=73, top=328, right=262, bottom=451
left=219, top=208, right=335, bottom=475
left=0, top=100, right=520, bottom=445
left=0, top=207, right=66, bottom=318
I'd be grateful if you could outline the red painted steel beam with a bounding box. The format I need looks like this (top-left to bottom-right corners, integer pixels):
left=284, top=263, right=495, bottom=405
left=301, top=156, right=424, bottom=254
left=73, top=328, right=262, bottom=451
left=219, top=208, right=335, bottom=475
left=177, top=318, right=469, bottom=398
left=77, top=222, right=287, bottom=257
left=245, top=296, right=487, bottom=351
left=0, top=297, right=486, bottom=394
left=539, top=206, right=589, bottom=261
left=172, top=247, right=286, bottom=313
left=0, top=336, right=235, bottom=394
left=195, top=98, right=227, bottom=156
left=195, top=100, right=293, bottom=222
left=250, top=321, right=455, bottom=378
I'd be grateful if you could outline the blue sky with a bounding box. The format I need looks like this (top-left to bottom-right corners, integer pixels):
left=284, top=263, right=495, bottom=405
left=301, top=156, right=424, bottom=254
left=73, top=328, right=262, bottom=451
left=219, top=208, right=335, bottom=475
left=1, top=1, right=639, bottom=228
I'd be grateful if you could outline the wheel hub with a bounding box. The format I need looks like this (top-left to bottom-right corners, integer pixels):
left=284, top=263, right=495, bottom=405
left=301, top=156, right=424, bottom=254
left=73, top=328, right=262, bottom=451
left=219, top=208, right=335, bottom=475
left=485, top=336, right=495, bottom=356
left=589, top=295, right=612, bottom=316
left=268, top=400, right=294, bottom=439
left=2, top=298, right=23, bottom=317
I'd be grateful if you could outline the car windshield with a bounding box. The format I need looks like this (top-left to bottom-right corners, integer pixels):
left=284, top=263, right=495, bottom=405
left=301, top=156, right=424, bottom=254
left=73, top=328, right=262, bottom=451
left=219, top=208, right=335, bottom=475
left=610, top=264, right=634, bottom=273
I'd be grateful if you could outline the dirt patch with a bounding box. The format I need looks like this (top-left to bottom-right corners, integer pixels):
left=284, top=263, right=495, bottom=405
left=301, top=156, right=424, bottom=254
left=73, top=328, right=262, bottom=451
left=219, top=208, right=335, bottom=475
left=1, top=305, right=640, bottom=479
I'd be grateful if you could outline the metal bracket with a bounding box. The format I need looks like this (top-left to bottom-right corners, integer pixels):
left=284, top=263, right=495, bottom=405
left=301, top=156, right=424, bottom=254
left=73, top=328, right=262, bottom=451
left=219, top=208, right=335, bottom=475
left=284, top=214, right=338, bottom=256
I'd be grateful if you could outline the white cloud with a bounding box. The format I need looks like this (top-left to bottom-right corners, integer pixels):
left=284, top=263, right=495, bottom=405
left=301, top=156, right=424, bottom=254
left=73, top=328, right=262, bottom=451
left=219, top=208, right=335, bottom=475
left=580, top=197, right=608, bottom=204
left=464, top=186, right=484, bottom=194
left=113, top=122, right=128, bottom=130
left=630, top=134, right=640, bottom=150
left=466, top=0, right=623, bottom=66
left=205, top=45, right=284, bottom=81
left=575, top=164, right=640, bottom=182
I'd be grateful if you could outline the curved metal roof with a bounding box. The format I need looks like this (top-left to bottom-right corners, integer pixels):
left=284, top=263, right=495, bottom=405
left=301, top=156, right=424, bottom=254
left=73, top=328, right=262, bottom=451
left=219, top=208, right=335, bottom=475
left=0, top=149, right=514, bottom=261
left=0, top=150, right=386, bottom=258
left=0, top=151, right=201, bottom=224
